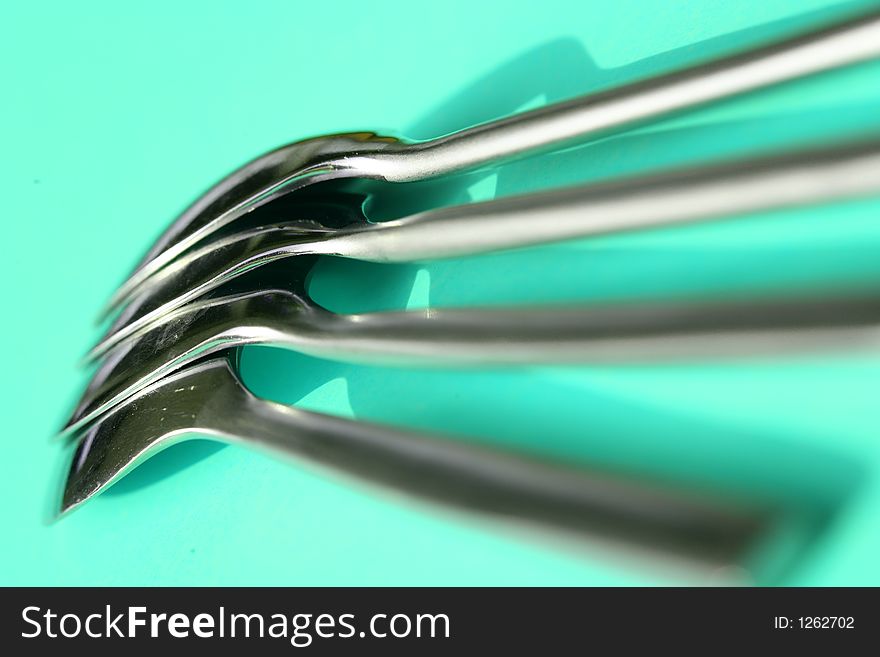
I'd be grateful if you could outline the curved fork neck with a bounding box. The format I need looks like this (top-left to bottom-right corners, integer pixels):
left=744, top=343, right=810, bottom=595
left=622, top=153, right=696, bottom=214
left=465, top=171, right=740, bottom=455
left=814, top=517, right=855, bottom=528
left=327, top=138, right=880, bottom=264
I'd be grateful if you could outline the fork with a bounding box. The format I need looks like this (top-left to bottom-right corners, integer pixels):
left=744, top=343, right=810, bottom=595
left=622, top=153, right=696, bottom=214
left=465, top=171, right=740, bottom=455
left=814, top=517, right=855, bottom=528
left=88, top=136, right=880, bottom=361
left=62, top=352, right=770, bottom=569
left=103, top=9, right=880, bottom=313
left=63, top=248, right=880, bottom=440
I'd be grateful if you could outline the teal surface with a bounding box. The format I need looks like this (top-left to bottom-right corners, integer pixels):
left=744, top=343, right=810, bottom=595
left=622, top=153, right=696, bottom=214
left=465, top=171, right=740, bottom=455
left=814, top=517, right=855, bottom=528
left=2, top=0, right=879, bottom=585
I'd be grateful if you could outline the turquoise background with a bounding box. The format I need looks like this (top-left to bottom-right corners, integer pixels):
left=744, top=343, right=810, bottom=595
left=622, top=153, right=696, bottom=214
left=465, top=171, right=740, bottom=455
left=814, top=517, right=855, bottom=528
left=2, top=0, right=879, bottom=585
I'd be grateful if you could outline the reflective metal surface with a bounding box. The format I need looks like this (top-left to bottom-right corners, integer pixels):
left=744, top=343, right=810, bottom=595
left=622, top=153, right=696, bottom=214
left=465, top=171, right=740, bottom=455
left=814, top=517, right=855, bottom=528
left=62, top=354, right=770, bottom=567
left=63, top=251, right=880, bottom=440
left=104, top=8, right=880, bottom=313
left=90, top=137, right=880, bottom=360
left=56, top=6, right=880, bottom=583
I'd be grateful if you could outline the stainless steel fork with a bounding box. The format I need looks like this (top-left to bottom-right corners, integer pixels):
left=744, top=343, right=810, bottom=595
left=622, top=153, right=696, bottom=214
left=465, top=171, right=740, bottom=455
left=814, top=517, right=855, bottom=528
left=62, top=352, right=770, bottom=569
left=104, top=9, right=880, bottom=312
left=89, top=137, right=880, bottom=360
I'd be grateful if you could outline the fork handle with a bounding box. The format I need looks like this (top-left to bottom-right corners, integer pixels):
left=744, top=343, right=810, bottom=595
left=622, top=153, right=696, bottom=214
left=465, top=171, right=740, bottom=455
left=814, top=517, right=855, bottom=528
left=364, top=9, right=880, bottom=181
left=333, top=138, right=880, bottom=263
left=292, top=294, right=880, bottom=365
left=227, top=393, right=765, bottom=564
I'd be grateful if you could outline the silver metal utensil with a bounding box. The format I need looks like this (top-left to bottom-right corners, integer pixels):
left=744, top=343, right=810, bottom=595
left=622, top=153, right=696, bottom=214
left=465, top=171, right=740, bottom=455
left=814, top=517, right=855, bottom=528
left=61, top=353, right=769, bottom=568
left=62, top=247, right=880, bottom=440
left=88, top=136, right=880, bottom=361
left=103, top=9, right=880, bottom=314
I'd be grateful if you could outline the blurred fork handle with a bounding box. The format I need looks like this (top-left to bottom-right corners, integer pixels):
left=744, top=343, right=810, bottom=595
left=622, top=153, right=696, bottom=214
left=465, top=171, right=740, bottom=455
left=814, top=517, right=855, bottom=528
left=222, top=389, right=768, bottom=565
left=334, top=137, right=880, bottom=262
left=367, top=9, right=880, bottom=180
left=289, top=294, right=880, bottom=365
